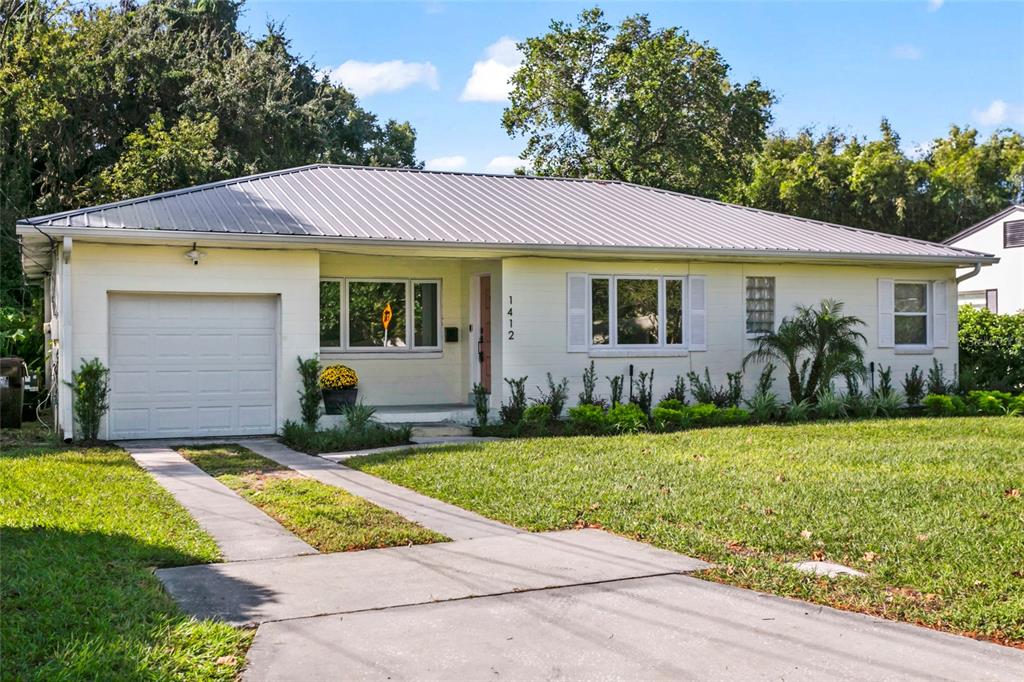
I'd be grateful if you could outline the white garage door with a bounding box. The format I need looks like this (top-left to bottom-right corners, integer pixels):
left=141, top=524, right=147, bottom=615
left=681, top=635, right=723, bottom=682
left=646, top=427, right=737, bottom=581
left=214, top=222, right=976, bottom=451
left=108, top=294, right=277, bottom=439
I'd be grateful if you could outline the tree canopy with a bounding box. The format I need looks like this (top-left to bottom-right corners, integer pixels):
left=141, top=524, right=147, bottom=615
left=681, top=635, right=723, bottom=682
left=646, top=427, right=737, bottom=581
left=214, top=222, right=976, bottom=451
left=729, top=121, right=1024, bottom=243
left=502, top=7, right=775, bottom=197
left=0, top=0, right=420, bottom=306
left=505, top=8, right=1024, bottom=244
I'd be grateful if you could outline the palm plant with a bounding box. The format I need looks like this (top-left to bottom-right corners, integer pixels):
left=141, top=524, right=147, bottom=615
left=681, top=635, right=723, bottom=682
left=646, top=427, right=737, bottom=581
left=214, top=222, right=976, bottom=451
left=743, top=299, right=866, bottom=403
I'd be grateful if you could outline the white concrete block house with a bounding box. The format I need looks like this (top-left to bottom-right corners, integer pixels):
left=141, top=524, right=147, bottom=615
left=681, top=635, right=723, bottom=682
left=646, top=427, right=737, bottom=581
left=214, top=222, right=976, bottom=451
left=17, top=165, right=998, bottom=441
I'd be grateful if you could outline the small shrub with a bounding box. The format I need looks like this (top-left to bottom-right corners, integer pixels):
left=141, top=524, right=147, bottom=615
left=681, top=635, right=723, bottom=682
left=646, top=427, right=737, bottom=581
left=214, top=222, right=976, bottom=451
left=652, top=406, right=689, bottom=432
left=754, top=363, right=776, bottom=396
left=662, top=375, right=688, bottom=404
left=843, top=376, right=875, bottom=418
left=926, top=359, right=950, bottom=395
left=903, top=366, right=926, bottom=407
left=578, top=361, right=605, bottom=407
left=965, top=390, right=1013, bottom=416
left=568, top=404, right=607, bottom=435
left=685, top=402, right=718, bottom=427
left=688, top=368, right=741, bottom=407
left=607, top=374, right=625, bottom=406
left=533, top=373, right=569, bottom=418
left=281, top=419, right=411, bottom=454
left=296, top=356, right=322, bottom=428
left=875, top=365, right=894, bottom=398
left=67, top=357, right=110, bottom=442
left=958, top=306, right=1024, bottom=392
left=872, top=390, right=905, bottom=417
left=606, top=403, right=647, bottom=433
left=1008, top=395, right=1024, bottom=416
left=746, top=390, right=780, bottom=423
left=815, top=387, right=847, bottom=419
left=340, top=401, right=376, bottom=432
left=500, top=376, right=528, bottom=424
left=472, top=382, right=489, bottom=425
left=655, top=398, right=686, bottom=412
left=520, top=403, right=554, bottom=435
left=712, top=406, right=750, bottom=426
left=631, top=369, right=654, bottom=416
left=785, top=399, right=813, bottom=422
left=923, top=393, right=956, bottom=417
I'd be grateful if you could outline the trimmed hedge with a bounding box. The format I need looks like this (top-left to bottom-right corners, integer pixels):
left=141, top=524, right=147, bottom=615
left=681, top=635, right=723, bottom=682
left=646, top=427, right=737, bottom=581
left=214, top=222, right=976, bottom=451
left=959, top=306, right=1024, bottom=392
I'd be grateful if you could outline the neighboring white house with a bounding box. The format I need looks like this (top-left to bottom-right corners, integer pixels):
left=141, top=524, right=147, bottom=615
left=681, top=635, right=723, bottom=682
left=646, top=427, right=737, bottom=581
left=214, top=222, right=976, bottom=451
left=17, top=165, right=997, bottom=441
left=944, top=204, right=1024, bottom=314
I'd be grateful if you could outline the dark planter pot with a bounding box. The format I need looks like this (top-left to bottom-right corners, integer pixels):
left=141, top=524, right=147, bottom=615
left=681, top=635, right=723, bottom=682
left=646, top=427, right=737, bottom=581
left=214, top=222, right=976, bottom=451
left=322, top=388, right=358, bottom=414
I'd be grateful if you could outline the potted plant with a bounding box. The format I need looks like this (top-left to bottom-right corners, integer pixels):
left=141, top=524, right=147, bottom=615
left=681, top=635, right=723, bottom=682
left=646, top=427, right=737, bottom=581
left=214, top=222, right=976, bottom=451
left=320, top=364, right=359, bottom=414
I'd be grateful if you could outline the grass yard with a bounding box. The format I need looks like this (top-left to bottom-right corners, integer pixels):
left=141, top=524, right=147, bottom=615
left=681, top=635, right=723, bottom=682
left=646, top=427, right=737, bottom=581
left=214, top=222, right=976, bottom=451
left=178, top=445, right=447, bottom=551
left=350, top=417, right=1024, bottom=646
left=1, top=434, right=251, bottom=680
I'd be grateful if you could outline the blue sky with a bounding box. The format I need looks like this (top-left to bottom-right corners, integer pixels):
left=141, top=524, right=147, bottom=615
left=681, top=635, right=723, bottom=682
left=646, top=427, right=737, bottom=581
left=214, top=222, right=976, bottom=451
left=239, top=1, right=1024, bottom=173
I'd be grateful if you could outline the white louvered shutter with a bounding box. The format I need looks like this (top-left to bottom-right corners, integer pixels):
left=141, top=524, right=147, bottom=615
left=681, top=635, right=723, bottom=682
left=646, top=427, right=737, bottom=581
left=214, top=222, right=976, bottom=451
left=688, top=275, right=707, bottom=351
left=566, top=273, right=588, bottom=352
left=932, top=280, right=949, bottom=348
left=877, top=278, right=895, bottom=348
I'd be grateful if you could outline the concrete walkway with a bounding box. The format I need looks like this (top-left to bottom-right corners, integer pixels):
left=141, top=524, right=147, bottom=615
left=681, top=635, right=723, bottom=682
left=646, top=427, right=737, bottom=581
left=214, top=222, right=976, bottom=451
left=124, top=443, right=316, bottom=562
left=240, top=439, right=517, bottom=540
left=157, top=529, right=712, bottom=625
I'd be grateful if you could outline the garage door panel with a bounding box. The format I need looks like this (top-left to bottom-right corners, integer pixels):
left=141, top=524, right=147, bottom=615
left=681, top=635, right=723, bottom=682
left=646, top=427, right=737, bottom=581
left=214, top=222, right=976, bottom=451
left=197, top=406, right=233, bottom=430
left=238, top=369, right=273, bottom=393
left=239, top=405, right=274, bottom=429
left=237, top=333, right=275, bottom=358
left=111, top=333, right=151, bottom=360
left=154, top=370, right=193, bottom=396
left=153, top=333, right=193, bottom=359
left=109, top=294, right=276, bottom=439
left=111, top=370, right=150, bottom=395
left=197, top=370, right=234, bottom=396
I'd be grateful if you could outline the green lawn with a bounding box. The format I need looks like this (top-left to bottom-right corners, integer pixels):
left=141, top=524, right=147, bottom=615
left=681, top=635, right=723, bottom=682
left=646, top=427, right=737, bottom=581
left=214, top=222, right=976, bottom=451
left=1, top=436, right=251, bottom=680
left=178, top=445, right=447, bottom=551
left=350, top=417, right=1024, bottom=646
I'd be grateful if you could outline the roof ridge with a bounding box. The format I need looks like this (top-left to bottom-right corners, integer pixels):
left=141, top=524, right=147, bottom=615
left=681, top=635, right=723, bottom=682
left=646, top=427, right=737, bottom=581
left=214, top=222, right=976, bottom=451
left=609, top=179, right=987, bottom=258
left=18, top=164, right=334, bottom=224
left=943, top=203, right=1024, bottom=244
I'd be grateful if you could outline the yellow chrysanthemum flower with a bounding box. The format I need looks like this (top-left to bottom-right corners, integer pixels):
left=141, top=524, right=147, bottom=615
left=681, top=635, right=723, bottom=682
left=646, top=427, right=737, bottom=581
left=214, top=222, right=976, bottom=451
left=319, top=365, right=358, bottom=389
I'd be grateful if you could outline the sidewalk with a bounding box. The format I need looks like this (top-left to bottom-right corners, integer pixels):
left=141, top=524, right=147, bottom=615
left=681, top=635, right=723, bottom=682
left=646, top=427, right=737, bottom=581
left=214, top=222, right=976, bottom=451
left=123, top=443, right=316, bottom=561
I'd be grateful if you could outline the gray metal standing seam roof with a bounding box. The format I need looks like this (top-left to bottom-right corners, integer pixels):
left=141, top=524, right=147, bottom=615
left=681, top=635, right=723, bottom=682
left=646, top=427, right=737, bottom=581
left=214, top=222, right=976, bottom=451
left=17, top=164, right=994, bottom=262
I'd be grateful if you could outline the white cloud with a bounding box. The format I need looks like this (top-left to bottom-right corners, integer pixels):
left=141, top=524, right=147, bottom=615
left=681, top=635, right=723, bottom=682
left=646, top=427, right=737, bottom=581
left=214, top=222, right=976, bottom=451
left=972, top=99, right=1024, bottom=126
left=425, top=155, right=468, bottom=171
left=927, top=0, right=944, bottom=11
left=484, top=156, right=522, bottom=175
left=460, top=37, right=522, bottom=102
left=890, top=44, right=923, bottom=60
left=329, top=60, right=439, bottom=97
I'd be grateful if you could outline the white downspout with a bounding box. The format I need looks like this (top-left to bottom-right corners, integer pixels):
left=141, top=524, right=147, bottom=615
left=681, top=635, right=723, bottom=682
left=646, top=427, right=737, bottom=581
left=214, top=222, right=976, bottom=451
left=956, top=262, right=982, bottom=284
left=58, top=236, right=73, bottom=442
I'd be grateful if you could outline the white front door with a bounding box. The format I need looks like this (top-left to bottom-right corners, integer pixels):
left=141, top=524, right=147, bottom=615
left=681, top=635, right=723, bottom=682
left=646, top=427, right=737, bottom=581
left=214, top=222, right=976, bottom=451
left=107, top=294, right=277, bottom=439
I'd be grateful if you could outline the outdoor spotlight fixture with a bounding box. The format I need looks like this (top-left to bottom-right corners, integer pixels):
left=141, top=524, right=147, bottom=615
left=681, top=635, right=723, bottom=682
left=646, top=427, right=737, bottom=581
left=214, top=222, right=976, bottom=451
left=184, top=242, right=205, bottom=266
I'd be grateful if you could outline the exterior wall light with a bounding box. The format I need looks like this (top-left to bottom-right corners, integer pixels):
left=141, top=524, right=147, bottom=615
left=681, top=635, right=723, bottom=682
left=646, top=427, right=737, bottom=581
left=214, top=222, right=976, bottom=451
left=184, top=242, right=205, bottom=266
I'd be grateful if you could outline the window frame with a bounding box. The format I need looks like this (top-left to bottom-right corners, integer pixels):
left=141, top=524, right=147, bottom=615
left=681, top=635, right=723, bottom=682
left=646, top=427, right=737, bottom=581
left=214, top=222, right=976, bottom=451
left=587, top=274, right=687, bottom=350
left=319, top=277, right=443, bottom=353
left=893, top=279, right=931, bottom=349
left=745, top=272, right=774, bottom=335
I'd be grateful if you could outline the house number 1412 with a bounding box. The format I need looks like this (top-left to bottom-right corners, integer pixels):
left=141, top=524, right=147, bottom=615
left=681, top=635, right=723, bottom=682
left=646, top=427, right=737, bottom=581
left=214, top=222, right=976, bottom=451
left=507, top=295, right=514, bottom=340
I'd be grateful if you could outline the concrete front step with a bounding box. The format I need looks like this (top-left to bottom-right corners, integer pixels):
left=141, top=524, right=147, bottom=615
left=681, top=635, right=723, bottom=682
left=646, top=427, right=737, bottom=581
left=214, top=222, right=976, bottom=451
left=409, top=422, right=474, bottom=438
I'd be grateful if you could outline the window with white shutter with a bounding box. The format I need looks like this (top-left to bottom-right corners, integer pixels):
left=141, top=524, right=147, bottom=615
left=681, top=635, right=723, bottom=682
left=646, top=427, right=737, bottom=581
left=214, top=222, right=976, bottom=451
left=877, top=278, right=895, bottom=348
left=566, top=273, right=589, bottom=352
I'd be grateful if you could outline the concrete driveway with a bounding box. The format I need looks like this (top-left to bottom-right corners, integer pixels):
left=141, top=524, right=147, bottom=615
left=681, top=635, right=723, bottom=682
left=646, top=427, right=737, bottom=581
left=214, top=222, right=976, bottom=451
left=140, top=440, right=1024, bottom=681
left=158, top=529, right=1024, bottom=681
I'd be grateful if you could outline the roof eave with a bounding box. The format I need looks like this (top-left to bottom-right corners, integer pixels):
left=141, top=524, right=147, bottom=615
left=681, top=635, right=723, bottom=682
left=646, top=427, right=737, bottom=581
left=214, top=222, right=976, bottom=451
left=17, top=223, right=998, bottom=267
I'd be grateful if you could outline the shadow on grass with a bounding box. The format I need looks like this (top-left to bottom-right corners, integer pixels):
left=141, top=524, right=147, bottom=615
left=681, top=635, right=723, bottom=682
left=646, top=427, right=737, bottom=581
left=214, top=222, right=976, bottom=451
left=345, top=443, right=491, bottom=468
left=1, top=525, right=260, bottom=680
